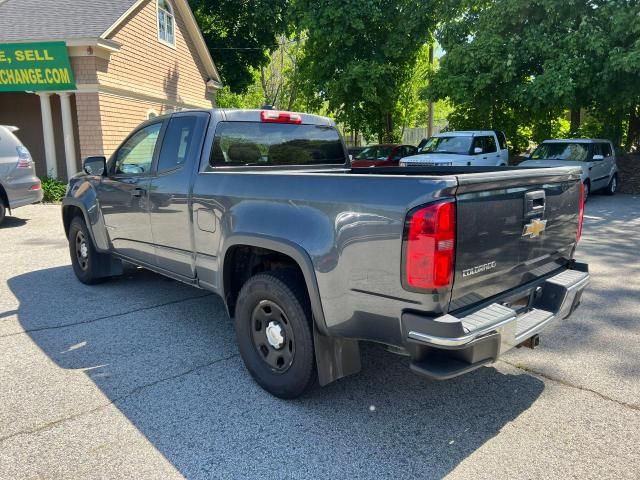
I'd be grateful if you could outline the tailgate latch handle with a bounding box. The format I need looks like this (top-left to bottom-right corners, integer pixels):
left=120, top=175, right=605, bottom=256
left=525, top=190, right=545, bottom=217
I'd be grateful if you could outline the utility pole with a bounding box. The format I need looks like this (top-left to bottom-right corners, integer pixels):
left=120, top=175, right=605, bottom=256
left=427, top=44, right=435, bottom=138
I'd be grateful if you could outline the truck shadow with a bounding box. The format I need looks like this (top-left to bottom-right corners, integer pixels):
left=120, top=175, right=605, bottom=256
left=0, top=216, right=28, bottom=229
left=8, top=266, right=544, bottom=478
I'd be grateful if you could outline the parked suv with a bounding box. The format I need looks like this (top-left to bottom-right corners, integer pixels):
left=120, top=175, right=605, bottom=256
left=400, top=131, right=509, bottom=167
left=0, top=125, right=43, bottom=225
left=519, top=139, right=619, bottom=199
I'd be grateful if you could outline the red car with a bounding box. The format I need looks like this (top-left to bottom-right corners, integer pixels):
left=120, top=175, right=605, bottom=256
left=350, top=144, right=418, bottom=167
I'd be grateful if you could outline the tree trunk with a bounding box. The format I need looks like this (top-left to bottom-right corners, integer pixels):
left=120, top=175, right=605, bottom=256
left=427, top=44, right=434, bottom=137
left=385, top=112, right=393, bottom=142
left=570, top=108, right=581, bottom=134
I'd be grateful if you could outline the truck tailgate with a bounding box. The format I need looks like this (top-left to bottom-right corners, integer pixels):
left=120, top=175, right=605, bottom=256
left=450, top=167, right=582, bottom=311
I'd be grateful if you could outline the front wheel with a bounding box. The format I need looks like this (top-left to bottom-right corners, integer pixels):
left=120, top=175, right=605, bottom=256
left=234, top=270, right=316, bottom=399
left=68, top=216, right=112, bottom=284
left=0, top=202, right=5, bottom=226
left=583, top=181, right=591, bottom=202
left=604, top=174, right=618, bottom=196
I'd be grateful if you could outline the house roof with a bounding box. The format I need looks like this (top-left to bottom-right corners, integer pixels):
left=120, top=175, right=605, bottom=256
left=0, top=0, right=222, bottom=85
left=0, top=0, right=135, bottom=41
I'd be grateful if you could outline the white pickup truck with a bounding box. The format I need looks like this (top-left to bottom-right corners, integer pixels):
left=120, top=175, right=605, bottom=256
left=400, top=130, right=509, bottom=167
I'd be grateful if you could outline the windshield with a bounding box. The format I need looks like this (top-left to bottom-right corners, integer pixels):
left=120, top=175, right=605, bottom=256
left=419, top=136, right=472, bottom=154
left=531, top=142, right=589, bottom=162
left=356, top=146, right=393, bottom=160
left=209, top=122, right=346, bottom=166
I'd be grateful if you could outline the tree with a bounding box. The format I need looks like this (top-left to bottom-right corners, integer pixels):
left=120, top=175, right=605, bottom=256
left=295, top=0, right=437, bottom=142
left=189, top=0, right=290, bottom=93
left=428, top=0, right=640, bottom=151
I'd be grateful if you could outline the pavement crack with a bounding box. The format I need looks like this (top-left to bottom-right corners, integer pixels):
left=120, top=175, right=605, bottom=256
left=0, top=353, right=239, bottom=444
left=500, top=359, right=640, bottom=412
left=0, top=293, right=214, bottom=338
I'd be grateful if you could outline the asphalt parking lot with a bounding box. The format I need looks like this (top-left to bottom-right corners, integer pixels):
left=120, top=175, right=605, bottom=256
left=1, top=194, right=639, bottom=479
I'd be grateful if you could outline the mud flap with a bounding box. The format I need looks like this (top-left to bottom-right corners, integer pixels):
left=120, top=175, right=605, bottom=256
left=313, top=323, right=361, bottom=386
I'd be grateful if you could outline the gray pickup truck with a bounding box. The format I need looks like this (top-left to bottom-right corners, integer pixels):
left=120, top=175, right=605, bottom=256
left=62, top=109, right=589, bottom=398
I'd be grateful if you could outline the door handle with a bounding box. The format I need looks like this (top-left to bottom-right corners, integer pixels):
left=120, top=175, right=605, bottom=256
left=131, top=187, right=145, bottom=197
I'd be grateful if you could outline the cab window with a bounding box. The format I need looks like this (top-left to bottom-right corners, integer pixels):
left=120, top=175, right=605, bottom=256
left=157, top=115, right=207, bottom=172
left=209, top=122, right=346, bottom=167
left=114, top=123, right=162, bottom=175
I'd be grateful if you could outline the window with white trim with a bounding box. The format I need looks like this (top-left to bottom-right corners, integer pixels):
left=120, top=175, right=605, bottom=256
left=157, top=0, right=175, bottom=47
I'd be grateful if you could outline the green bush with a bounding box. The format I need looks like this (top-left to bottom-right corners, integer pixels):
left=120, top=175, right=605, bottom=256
left=41, top=177, right=67, bottom=203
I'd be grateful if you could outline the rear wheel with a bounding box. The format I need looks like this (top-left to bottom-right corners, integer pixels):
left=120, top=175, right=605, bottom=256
left=234, top=269, right=316, bottom=399
left=68, top=216, right=112, bottom=284
left=604, top=174, right=618, bottom=196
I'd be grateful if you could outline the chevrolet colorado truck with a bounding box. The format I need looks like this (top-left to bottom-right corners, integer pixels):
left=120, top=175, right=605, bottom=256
left=62, top=109, right=589, bottom=398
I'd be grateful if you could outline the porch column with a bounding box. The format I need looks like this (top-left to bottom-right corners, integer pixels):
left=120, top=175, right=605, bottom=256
left=58, top=92, right=78, bottom=178
left=36, top=92, right=57, bottom=178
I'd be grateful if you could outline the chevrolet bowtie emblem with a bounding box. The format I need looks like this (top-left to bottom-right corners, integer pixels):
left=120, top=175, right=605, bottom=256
left=522, top=218, right=547, bottom=238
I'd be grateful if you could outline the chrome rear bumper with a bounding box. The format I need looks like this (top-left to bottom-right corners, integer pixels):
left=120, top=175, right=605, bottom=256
left=404, top=263, right=589, bottom=379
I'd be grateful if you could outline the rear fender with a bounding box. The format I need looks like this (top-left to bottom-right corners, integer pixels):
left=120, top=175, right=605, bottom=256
left=62, top=180, right=110, bottom=252
left=220, top=234, right=362, bottom=386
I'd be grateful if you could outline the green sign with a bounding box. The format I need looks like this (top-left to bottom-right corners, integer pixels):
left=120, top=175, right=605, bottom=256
left=0, top=41, right=76, bottom=92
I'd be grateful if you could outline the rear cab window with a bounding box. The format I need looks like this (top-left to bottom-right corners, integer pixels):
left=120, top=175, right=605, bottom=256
left=207, top=122, right=347, bottom=169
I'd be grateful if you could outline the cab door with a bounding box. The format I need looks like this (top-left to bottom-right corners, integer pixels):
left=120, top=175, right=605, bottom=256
left=590, top=143, right=610, bottom=190
left=97, top=121, right=164, bottom=265
left=148, top=112, right=210, bottom=278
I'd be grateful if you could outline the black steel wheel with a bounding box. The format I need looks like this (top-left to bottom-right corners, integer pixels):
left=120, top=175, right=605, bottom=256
left=250, top=299, right=296, bottom=373
left=75, top=229, right=90, bottom=271
left=583, top=181, right=590, bottom=202
left=0, top=202, right=5, bottom=226
left=68, top=216, right=111, bottom=284
left=604, top=174, right=617, bottom=196
left=234, top=269, right=316, bottom=398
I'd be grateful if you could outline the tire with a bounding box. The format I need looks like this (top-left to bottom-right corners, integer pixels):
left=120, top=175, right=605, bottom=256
left=583, top=181, right=590, bottom=202
left=604, top=174, right=618, bottom=196
left=234, top=269, right=316, bottom=399
left=68, top=216, right=112, bottom=285
left=0, top=202, right=5, bottom=226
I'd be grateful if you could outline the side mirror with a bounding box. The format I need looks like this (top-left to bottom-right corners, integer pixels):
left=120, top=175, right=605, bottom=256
left=523, top=152, right=531, bottom=159
left=474, top=147, right=483, bottom=154
left=83, top=156, right=107, bottom=176
left=592, top=154, right=604, bottom=161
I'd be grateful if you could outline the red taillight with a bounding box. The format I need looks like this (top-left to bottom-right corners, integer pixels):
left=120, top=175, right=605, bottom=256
left=30, top=183, right=41, bottom=191
left=404, top=201, right=456, bottom=290
left=17, top=159, right=31, bottom=168
left=260, top=110, right=302, bottom=124
left=577, top=183, right=585, bottom=242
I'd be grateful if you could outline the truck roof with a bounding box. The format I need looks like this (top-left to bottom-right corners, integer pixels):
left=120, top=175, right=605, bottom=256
left=433, top=130, right=496, bottom=137
left=542, top=138, right=612, bottom=144
left=162, top=108, right=336, bottom=127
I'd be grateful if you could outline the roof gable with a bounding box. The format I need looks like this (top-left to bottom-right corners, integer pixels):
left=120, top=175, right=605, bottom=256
left=0, top=0, right=221, bottom=85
